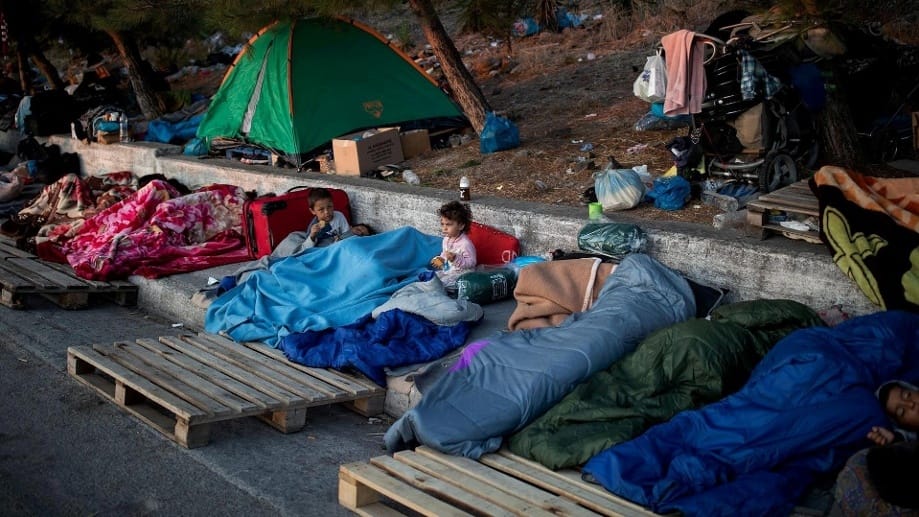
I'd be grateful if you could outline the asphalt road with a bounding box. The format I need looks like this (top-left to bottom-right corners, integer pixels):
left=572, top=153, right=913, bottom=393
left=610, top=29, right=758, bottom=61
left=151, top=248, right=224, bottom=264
left=0, top=296, right=390, bottom=516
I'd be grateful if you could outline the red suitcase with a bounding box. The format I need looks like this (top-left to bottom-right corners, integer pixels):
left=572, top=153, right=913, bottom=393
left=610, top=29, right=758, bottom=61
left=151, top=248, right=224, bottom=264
left=467, top=222, right=519, bottom=265
left=242, top=186, right=352, bottom=258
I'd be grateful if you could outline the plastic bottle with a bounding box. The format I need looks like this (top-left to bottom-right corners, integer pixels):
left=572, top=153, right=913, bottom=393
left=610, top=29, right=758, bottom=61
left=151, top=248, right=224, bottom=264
left=119, top=113, right=130, bottom=142
left=459, top=176, right=471, bottom=201
left=402, top=169, right=420, bottom=185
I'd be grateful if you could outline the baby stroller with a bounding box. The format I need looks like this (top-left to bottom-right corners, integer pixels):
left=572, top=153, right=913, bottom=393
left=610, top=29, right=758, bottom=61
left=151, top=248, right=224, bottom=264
left=684, top=24, right=820, bottom=192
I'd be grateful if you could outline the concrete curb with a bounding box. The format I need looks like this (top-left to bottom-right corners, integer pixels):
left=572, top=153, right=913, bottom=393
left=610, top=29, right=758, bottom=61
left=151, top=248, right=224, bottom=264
left=12, top=134, right=878, bottom=326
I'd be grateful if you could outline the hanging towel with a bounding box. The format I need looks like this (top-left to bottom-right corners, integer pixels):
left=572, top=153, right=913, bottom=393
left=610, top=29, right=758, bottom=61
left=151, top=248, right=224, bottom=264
left=661, top=30, right=707, bottom=116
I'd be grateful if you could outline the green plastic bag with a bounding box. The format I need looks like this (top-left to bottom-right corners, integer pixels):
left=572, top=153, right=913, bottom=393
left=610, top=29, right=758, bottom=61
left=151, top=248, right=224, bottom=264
left=577, top=223, right=647, bottom=261
left=456, top=269, right=516, bottom=305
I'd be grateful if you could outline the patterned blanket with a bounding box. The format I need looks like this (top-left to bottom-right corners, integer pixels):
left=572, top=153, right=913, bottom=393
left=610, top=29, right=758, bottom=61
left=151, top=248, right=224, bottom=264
left=811, top=166, right=919, bottom=312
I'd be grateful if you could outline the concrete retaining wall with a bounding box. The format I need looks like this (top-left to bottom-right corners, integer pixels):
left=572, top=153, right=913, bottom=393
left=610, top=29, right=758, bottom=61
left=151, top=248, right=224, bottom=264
left=22, top=135, right=879, bottom=319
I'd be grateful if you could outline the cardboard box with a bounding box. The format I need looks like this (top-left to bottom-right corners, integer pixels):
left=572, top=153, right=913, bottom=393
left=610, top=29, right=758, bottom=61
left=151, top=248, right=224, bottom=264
left=912, top=112, right=919, bottom=152
left=332, top=127, right=404, bottom=176
left=400, top=129, right=431, bottom=159
left=96, top=132, right=119, bottom=145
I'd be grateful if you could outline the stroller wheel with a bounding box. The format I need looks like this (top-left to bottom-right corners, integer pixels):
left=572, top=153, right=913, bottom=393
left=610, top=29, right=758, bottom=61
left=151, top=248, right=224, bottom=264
left=759, top=152, right=797, bottom=193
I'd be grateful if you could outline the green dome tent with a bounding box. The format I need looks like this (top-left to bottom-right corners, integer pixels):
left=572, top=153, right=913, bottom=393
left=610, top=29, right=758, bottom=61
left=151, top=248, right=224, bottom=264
left=196, top=17, right=466, bottom=169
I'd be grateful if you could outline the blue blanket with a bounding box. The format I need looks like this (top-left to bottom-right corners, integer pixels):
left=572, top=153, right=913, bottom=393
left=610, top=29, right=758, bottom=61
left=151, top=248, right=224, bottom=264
left=205, top=226, right=441, bottom=347
left=280, top=309, right=474, bottom=386
left=384, top=254, right=696, bottom=458
left=582, top=310, right=919, bottom=517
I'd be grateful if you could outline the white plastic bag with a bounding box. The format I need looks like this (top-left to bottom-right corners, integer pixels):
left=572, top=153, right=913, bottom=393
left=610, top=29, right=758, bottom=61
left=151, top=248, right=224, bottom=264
left=633, top=52, right=667, bottom=103
left=595, top=167, right=646, bottom=211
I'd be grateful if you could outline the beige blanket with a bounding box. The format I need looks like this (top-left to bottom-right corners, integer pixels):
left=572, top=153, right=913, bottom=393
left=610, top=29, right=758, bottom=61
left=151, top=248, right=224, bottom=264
left=508, top=259, right=616, bottom=331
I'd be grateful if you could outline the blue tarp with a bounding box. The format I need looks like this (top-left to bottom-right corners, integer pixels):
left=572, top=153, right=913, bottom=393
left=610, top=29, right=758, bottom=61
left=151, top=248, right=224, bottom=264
left=145, top=114, right=205, bottom=144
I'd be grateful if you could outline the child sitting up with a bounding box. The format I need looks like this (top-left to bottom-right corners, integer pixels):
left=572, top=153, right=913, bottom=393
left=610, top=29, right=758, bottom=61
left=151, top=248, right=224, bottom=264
left=307, top=187, right=351, bottom=248
left=430, top=200, right=476, bottom=289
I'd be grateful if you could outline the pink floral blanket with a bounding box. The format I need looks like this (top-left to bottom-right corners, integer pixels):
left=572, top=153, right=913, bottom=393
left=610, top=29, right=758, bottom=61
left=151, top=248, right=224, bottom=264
left=60, top=179, right=249, bottom=280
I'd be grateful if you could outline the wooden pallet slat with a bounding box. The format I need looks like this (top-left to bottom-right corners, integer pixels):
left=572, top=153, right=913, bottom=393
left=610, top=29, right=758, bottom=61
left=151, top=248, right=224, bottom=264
left=0, top=240, right=34, bottom=258
left=157, top=335, right=308, bottom=406
left=115, top=340, right=258, bottom=416
left=0, top=246, right=138, bottom=309
left=410, top=448, right=595, bottom=516
left=339, top=461, right=472, bottom=517
left=485, top=449, right=662, bottom=517
left=93, top=342, right=232, bottom=420
left=339, top=446, right=666, bottom=517
left=746, top=179, right=822, bottom=244
left=68, top=344, right=211, bottom=447
left=183, top=333, right=355, bottom=403
left=133, top=338, right=277, bottom=410
left=8, top=257, right=90, bottom=289
left=394, top=450, right=589, bottom=517
left=243, top=340, right=386, bottom=416
left=68, top=333, right=386, bottom=448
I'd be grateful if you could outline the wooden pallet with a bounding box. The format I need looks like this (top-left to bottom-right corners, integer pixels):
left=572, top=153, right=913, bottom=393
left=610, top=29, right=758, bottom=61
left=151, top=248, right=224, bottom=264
left=339, top=446, right=667, bottom=517
left=0, top=240, right=138, bottom=309
left=67, top=332, right=385, bottom=448
left=746, top=180, right=822, bottom=244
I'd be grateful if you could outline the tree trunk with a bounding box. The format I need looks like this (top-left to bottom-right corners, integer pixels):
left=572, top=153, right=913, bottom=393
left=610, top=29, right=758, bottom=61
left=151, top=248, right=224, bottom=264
left=106, top=29, right=164, bottom=120
left=16, top=49, right=31, bottom=94
left=28, top=50, right=65, bottom=91
left=407, top=0, right=491, bottom=134
left=817, top=77, right=864, bottom=168
left=4, top=1, right=64, bottom=92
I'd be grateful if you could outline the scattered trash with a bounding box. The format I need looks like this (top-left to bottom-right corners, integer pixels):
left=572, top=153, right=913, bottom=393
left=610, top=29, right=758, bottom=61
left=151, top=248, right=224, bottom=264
left=207, top=276, right=219, bottom=286
left=571, top=139, right=584, bottom=144
left=367, top=417, right=382, bottom=424
left=459, top=176, right=471, bottom=201
left=579, top=142, right=594, bottom=152
left=713, top=210, right=748, bottom=230
left=586, top=52, right=596, bottom=61
left=480, top=112, right=520, bottom=154
left=534, top=180, right=549, bottom=191
left=595, top=166, right=646, bottom=211
left=645, top=176, right=692, bottom=211
left=402, top=170, right=421, bottom=185
left=780, top=220, right=810, bottom=231
left=626, top=143, right=649, bottom=154
left=171, top=323, right=184, bottom=328
left=512, top=17, right=541, bottom=38
left=584, top=113, right=597, bottom=118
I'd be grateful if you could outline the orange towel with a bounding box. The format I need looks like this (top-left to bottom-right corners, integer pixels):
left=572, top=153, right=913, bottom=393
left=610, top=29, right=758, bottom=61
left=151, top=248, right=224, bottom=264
left=814, top=166, right=919, bottom=232
left=508, top=259, right=616, bottom=331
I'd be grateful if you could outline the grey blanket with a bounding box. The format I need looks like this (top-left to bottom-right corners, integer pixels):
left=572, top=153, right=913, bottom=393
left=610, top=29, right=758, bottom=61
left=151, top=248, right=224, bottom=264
left=384, top=253, right=695, bottom=458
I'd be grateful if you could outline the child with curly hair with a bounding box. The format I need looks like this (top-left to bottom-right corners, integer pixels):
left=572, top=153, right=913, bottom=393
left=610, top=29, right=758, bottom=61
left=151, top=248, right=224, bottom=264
left=431, top=200, right=476, bottom=288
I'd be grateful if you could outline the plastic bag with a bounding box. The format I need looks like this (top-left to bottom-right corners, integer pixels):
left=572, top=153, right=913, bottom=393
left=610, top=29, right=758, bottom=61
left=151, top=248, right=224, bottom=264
left=633, top=52, right=667, bottom=103
left=512, top=17, right=540, bottom=37
left=645, top=175, right=691, bottom=211
left=577, top=223, right=648, bottom=261
left=479, top=112, right=520, bottom=154
left=0, top=171, right=24, bottom=203
left=594, top=167, right=646, bottom=211
left=184, top=137, right=209, bottom=156
left=456, top=269, right=516, bottom=304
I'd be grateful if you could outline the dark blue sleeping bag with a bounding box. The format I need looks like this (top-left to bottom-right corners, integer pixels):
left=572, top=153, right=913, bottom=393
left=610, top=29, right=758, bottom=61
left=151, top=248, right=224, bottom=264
left=582, top=310, right=919, bottom=517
